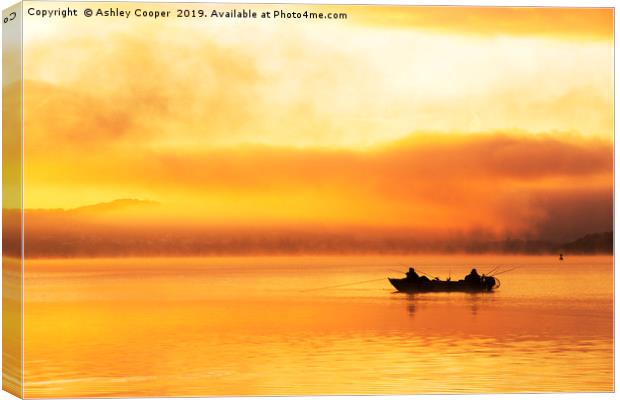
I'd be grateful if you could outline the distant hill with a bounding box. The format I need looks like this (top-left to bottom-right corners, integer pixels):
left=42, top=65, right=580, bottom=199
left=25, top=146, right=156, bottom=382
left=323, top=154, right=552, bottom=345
left=559, top=231, right=613, bottom=254
left=69, top=199, right=158, bottom=214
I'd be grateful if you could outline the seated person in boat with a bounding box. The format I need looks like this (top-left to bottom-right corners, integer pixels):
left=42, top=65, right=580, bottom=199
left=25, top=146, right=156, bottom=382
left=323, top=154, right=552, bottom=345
left=464, top=268, right=481, bottom=284
left=405, top=267, right=419, bottom=280
left=405, top=267, right=431, bottom=283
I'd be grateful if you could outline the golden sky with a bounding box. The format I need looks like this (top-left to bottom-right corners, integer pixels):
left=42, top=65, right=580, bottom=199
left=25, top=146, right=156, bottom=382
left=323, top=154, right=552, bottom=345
left=17, top=3, right=613, bottom=246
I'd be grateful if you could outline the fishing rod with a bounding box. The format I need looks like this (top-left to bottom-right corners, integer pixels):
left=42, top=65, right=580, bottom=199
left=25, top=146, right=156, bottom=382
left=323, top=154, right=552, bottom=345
left=300, top=277, right=387, bottom=292
left=493, top=266, right=520, bottom=276
left=416, top=269, right=438, bottom=280
left=485, top=266, right=501, bottom=276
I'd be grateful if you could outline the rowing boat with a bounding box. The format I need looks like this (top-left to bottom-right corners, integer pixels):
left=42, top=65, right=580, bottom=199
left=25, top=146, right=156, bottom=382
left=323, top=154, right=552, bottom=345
left=388, top=276, right=497, bottom=293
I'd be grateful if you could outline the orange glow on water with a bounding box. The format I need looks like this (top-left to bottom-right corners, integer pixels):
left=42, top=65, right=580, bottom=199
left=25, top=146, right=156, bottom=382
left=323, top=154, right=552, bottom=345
left=22, top=255, right=613, bottom=396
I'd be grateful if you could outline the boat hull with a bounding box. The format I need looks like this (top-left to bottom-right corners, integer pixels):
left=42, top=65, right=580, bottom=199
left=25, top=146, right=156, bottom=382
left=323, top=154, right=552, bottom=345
left=388, top=277, right=495, bottom=293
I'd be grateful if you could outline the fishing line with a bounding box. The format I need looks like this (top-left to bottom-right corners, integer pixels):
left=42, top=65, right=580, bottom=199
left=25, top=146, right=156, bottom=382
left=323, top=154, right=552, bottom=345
left=300, top=277, right=387, bottom=292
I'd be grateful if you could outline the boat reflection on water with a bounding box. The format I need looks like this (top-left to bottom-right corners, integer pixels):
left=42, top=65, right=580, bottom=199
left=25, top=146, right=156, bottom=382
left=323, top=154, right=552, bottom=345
left=401, top=291, right=494, bottom=318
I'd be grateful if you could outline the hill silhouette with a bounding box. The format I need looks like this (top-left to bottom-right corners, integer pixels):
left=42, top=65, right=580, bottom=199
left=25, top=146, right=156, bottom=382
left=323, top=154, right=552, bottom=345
left=559, top=231, right=613, bottom=254
left=69, top=199, right=158, bottom=214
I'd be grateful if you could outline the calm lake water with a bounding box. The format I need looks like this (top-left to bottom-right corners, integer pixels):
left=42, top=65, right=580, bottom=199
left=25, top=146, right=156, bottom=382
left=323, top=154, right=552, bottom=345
left=23, top=255, right=613, bottom=397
